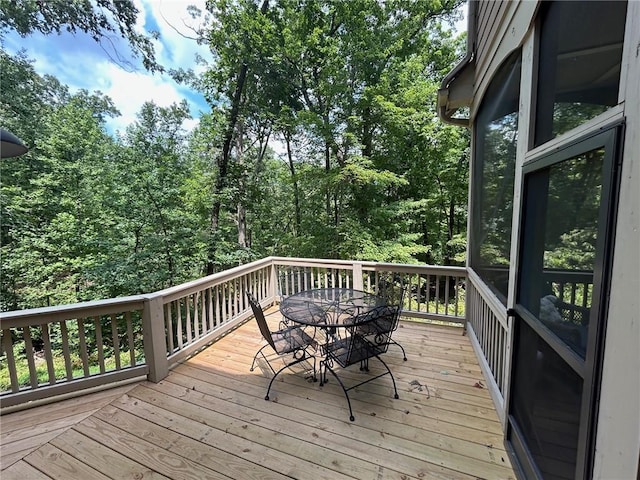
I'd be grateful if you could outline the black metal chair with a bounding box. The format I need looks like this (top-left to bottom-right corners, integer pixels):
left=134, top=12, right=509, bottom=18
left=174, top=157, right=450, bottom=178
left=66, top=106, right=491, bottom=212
left=320, top=306, right=400, bottom=421
left=247, top=292, right=317, bottom=400
left=365, top=274, right=407, bottom=360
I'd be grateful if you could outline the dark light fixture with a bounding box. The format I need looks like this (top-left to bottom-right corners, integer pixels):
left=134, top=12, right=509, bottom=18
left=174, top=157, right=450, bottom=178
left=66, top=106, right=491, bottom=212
left=1, top=128, right=29, bottom=158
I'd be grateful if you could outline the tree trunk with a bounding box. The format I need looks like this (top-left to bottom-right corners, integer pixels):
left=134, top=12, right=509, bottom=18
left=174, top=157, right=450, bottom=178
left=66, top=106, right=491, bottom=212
left=324, top=140, right=331, bottom=220
left=285, top=132, right=301, bottom=235
left=207, top=0, right=270, bottom=275
left=237, top=202, right=247, bottom=249
left=236, top=121, right=247, bottom=250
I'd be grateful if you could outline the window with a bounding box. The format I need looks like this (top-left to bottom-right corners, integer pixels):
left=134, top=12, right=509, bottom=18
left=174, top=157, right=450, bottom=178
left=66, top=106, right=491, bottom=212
left=534, top=1, right=627, bottom=147
left=470, top=50, right=522, bottom=303
left=518, top=146, right=605, bottom=358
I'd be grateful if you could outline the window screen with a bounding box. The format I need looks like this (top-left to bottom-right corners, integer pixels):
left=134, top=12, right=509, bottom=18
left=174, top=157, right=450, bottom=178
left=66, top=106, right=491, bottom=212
left=471, top=50, right=522, bottom=303
left=518, top=148, right=605, bottom=358
left=534, top=1, right=627, bottom=147
left=510, top=320, right=583, bottom=479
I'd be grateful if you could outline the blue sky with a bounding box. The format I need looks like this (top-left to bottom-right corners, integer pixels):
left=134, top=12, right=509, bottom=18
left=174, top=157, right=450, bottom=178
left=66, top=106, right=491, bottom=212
left=2, top=0, right=213, bottom=135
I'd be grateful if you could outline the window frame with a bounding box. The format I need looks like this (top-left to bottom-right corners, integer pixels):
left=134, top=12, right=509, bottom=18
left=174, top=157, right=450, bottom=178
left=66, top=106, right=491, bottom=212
left=470, top=49, right=523, bottom=305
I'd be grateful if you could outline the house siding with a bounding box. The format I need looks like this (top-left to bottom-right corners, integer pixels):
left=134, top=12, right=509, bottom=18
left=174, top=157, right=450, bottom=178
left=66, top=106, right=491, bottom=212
left=463, top=1, right=640, bottom=478
left=470, top=1, right=537, bottom=122
left=476, top=0, right=508, bottom=69
left=593, top=2, right=640, bottom=478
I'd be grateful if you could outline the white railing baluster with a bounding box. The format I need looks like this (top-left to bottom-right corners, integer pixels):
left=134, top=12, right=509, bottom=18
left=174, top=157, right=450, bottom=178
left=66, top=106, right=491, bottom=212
left=40, top=324, right=55, bottom=385
left=94, top=317, right=105, bottom=375
left=60, top=320, right=73, bottom=380
left=2, top=328, right=19, bottom=392
left=207, top=287, right=214, bottom=332
left=77, top=318, right=90, bottom=377
left=176, top=300, right=184, bottom=349
left=214, top=285, right=221, bottom=328
left=110, top=314, right=120, bottom=370
left=164, top=304, right=173, bottom=355
left=185, top=296, right=193, bottom=344
left=126, top=311, right=136, bottom=366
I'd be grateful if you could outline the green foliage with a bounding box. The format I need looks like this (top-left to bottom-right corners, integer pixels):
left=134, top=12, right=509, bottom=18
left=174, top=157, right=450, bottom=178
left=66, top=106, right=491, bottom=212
left=544, top=229, right=597, bottom=271
left=0, top=346, right=143, bottom=392
left=1, top=1, right=471, bottom=310
left=198, top=0, right=468, bottom=268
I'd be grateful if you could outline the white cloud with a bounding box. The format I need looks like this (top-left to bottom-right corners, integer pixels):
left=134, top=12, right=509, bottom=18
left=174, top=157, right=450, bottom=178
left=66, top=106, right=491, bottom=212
left=3, top=0, right=213, bottom=136
left=96, top=62, right=193, bottom=133
left=137, top=0, right=213, bottom=72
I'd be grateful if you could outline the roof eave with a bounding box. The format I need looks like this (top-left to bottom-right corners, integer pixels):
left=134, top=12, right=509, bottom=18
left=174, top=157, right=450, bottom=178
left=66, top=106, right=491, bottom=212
left=438, top=0, right=477, bottom=128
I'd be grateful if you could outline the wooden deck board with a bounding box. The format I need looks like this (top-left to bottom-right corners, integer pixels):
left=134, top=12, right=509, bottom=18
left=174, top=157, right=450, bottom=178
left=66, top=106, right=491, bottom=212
left=0, top=319, right=516, bottom=479
left=24, top=444, right=112, bottom=480
left=1, top=459, right=52, bottom=479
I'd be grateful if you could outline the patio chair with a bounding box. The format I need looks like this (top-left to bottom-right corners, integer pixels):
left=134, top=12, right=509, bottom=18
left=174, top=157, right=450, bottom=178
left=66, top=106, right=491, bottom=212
left=247, top=292, right=317, bottom=401
left=320, top=306, right=400, bottom=421
left=366, top=274, right=407, bottom=360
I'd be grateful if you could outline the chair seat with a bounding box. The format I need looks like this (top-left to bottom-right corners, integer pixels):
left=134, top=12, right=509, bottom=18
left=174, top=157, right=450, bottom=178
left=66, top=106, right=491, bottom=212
left=327, top=334, right=389, bottom=366
left=357, top=315, right=393, bottom=335
left=272, top=327, right=316, bottom=355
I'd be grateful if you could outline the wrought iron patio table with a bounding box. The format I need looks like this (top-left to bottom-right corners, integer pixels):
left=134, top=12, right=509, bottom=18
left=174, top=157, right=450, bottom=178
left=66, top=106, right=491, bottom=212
left=279, top=287, right=387, bottom=332
left=279, top=287, right=399, bottom=420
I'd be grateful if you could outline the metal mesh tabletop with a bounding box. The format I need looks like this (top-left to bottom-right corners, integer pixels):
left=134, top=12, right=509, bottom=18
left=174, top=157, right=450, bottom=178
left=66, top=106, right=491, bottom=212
left=279, top=288, right=386, bottom=327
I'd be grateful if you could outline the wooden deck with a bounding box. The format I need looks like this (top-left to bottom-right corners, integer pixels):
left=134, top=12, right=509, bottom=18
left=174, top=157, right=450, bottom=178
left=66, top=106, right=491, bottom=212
left=0, top=312, right=516, bottom=479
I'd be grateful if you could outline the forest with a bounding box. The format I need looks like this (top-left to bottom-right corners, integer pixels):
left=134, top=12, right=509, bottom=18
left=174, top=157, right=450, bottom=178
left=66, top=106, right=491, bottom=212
left=1, top=0, right=469, bottom=312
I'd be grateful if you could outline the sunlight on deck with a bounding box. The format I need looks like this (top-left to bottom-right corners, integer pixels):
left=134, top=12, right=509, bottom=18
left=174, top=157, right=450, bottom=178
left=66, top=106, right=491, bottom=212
left=1, top=312, right=516, bottom=479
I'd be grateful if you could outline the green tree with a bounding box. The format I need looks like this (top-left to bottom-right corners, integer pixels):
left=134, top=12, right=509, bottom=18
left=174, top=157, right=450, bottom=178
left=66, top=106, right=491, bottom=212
left=1, top=89, right=120, bottom=308
left=104, top=101, right=201, bottom=294
left=199, top=0, right=467, bottom=266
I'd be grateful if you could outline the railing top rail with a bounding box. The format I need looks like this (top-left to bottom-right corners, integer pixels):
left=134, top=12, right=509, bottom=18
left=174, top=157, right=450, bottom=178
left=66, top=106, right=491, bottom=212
left=0, top=295, right=146, bottom=327
left=542, top=269, right=594, bottom=282
left=154, top=257, right=274, bottom=304
left=270, top=257, right=467, bottom=275
left=360, top=262, right=467, bottom=275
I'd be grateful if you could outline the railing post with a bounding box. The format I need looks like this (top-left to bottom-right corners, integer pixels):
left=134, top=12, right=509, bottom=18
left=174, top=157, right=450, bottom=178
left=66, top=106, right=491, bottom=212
left=353, top=262, right=363, bottom=290
left=142, top=295, right=169, bottom=382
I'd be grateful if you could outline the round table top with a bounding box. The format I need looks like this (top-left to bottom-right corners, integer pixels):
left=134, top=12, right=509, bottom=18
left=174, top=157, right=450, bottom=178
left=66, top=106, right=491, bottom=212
left=279, top=287, right=386, bottom=328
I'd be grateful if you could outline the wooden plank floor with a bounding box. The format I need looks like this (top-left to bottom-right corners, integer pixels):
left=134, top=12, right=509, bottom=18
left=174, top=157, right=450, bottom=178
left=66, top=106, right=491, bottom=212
left=1, top=313, right=516, bottom=479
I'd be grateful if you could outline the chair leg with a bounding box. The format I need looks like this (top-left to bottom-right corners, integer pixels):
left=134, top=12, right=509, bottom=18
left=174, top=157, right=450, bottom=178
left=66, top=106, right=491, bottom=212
left=319, top=359, right=327, bottom=386
left=265, top=354, right=315, bottom=401
left=391, top=339, right=407, bottom=361
left=250, top=345, right=273, bottom=373
left=308, top=354, right=318, bottom=383
left=324, top=365, right=355, bottom=421
left=375, top=354, right=400, bottom=400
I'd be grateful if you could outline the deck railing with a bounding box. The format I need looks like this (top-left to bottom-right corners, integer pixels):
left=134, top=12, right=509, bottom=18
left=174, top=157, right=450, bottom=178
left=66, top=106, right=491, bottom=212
left=0, top=257, right=466, bottom=411
left=466, top=270, right=511, bottom=425
left=0, top=296, right=149, bottom=409
left=465, top=268, right=594, bottom=426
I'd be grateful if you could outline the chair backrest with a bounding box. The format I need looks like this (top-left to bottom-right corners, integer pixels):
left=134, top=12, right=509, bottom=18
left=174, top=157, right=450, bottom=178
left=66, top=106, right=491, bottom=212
left=277, top=266, right=314, bottom=300
left=246, top=292, right=276, bottom=350
left=376, top=273, right=406, bottom=310
left=354, top=304, right=401, bottom=354
left=341, top=331, right=372, bottom=367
